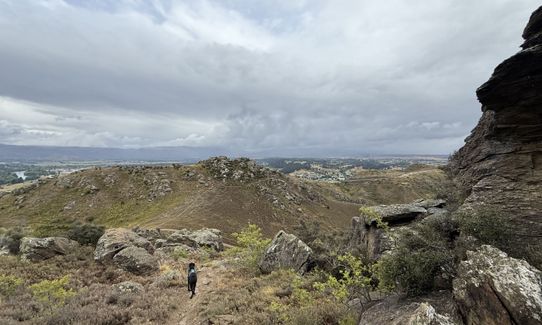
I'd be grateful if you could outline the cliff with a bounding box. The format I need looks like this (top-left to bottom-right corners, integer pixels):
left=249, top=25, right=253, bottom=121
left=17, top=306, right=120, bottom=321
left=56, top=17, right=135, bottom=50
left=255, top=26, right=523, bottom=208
left=450, top=6, right=542, bottom=265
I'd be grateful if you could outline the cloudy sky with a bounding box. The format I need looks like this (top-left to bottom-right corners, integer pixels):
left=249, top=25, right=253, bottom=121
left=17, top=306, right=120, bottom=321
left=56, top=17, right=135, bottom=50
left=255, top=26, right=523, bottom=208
left=0, top=0, right=538, bottom=156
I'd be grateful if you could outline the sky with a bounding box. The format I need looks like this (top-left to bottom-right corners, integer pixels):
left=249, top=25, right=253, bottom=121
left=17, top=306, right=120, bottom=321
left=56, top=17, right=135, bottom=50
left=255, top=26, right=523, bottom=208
left=0, top=0, right=539, bottom=156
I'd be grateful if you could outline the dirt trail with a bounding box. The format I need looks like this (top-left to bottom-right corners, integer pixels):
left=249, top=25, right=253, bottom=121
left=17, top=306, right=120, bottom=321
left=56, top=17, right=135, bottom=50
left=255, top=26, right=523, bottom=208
left=174, top=260, right=226, bottom=325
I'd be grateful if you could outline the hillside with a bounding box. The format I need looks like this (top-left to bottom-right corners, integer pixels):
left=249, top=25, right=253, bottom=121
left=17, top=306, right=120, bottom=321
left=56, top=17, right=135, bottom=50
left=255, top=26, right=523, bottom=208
left=0, top=157, right=448, bottom=240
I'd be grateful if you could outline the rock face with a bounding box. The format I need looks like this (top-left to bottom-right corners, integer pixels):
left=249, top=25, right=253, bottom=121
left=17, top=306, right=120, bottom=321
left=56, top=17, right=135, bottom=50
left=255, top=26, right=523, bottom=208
left=359, top=291, right=462, bottom=325
left=20, top=237, right=79, bottom=262
left=166, top=228, right=224, bottom=252
left=199, top=156, right=272, bottom=182
left=349, top=200, right=448, bottom=260
left=259, top=231, right=312, bottom=274
left=453, top=245, right=542, bottom=325
left=112, top=246, right=159, bottom=276
left=94, top=228, right=154, bottom=262
left=449, top=6, right=542, bottom=266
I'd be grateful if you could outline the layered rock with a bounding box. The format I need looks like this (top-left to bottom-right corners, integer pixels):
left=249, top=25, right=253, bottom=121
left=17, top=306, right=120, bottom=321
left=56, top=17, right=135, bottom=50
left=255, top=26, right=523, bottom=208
left=20, top=237, right=79, bottom=262
left=449, top=6, right=542, bottom=265
left=359, top=291, right=462, bottom=325
left=259, top=230, right=312, bottom=274
left=453, top=245, right=542, bottom=325
left=349, top=200, right=448, bottom=260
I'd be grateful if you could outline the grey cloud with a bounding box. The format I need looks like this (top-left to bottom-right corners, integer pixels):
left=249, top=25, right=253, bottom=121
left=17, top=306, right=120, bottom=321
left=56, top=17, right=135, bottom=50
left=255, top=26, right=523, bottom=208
left=0, top=0, right=539, bottom=155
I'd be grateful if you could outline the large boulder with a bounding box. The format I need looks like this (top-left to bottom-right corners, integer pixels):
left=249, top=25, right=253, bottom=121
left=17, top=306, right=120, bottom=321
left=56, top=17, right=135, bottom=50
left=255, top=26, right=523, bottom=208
left=259, top=231, right=312, bottom=274
left=359, top=291, right=462, bottom=325
left=112, top=246, right=159, bottom=276
left=20, top=237, right=79, bottom=262
left=350, top=200, right=446, bottom=260
left=370, top=203, right=427, bottom=224
left=94, top=228, right=154, bottom=262
left=453, top=245, right=542, bottom=325
left=166, top=228, right=224, bottom=252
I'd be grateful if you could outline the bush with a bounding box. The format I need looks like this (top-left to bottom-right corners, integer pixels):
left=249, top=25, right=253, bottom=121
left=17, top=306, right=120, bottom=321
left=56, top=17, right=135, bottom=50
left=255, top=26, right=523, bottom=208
left=374, top=215, right=456, bottom=296
left=228, top=224, right=271, bottom=273
left=29, top=275, right=76, bottom=307
left=0, top=274, right=24, bottom=297
left=456, top=209, right=511, bottom=250
left=293, top=220, right=349, bottom=274
left=0, top=227, right=25, bottom=254
left=314, top=253, right=373, bottom=304
left=66, top=222, right=104, bottom=246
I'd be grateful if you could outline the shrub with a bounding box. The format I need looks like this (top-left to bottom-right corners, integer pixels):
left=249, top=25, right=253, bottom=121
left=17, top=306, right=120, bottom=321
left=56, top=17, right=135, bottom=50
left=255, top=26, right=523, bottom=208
left=0, top=274, right=24, bottom=297
left=0, top=226, right=25, bottom=254
left=29, top=275, right=76, bottom=307
left=314, top=253, right=373, bottom=304
left=374, top=215, right=456, bottom=296
left=228, top=224, right=271, bottom=273
left=359, top=207, right=389, bottom=232
left=455, top=209, right=512, bottom=250
left=66, top=222, right=105, bottom=246
left=169, top=246, right=189, bottom=261
left=293, top=220, right=349, bottom=274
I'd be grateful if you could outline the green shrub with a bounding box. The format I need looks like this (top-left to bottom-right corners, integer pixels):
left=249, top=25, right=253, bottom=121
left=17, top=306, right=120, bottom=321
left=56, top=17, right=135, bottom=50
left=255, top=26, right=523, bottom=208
left=169, top=246, right=188, bottom=261
left=314, top=253, right=373, bottom=303
left=66, top=222, right=105, bottom=246
left=293, top=220, right=348, bottom=273
left=228, top=224, right=271, bottom=273
left=29, top=275, right=76, bottom=307
left=374, top=215, right=456, bottom=296
left=0, top=274, right=24, bottom=297
left=359, top=206, right=389, bottom=232
left=456, top=209, right=511, bottom=250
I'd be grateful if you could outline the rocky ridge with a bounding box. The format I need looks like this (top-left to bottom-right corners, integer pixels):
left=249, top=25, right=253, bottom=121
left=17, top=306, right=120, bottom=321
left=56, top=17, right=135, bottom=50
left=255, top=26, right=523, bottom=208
left=449, top=5, right=542, bottom=267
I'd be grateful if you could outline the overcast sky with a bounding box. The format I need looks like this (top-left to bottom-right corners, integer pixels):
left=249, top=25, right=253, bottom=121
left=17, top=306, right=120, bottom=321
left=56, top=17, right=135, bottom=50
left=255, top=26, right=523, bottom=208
left=0, top=0, right=538, bottom=156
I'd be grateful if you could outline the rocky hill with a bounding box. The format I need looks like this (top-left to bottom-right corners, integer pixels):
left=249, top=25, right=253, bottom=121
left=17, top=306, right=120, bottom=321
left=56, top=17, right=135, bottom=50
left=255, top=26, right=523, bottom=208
left=449, top=6, right=542, bottom=267
left=0, top=157, right=447, bottom=241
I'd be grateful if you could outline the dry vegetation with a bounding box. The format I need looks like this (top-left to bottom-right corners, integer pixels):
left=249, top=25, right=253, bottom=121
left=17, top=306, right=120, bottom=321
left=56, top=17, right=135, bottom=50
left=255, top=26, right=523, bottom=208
left=0, top=163, right=447, bottom=242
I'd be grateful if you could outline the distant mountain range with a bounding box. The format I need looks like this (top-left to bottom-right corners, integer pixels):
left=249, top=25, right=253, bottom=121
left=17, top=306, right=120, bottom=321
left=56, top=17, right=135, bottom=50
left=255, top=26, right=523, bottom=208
left=0, top=143, right=225, bottom=163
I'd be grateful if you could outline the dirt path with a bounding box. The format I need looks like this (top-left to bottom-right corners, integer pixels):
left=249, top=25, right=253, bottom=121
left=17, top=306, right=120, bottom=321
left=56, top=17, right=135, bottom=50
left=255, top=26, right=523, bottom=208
left=174, top=260, right=226, bottom=325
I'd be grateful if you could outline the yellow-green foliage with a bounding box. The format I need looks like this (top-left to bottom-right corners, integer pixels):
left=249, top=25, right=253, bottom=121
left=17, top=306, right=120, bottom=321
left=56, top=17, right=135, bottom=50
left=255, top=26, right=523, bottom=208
left=359, top=206, right=389, bottom=231
left=0, top=274, right=23, bottom=297
left=314, top=253, right=373, bottom=303
left=29, top=275, right=76, bottom=306
left=228, top=224, right=271, bottom=272
left=169, top=246, right=189, bottom=261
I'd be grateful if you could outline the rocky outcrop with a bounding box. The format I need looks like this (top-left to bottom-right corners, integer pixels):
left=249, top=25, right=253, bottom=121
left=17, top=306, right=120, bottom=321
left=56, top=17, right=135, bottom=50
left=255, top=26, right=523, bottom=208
left=94, top=228, right=154, bottom=262
left=449, top=6, right=542, bottom=266
left=199, top=156, right=273, bottom=182
left=259, top=230, right=312, bottom=274
left=20, top=237, right=79, bottom=262
left=359, top=291, right=462, bottom=325
left=166, top=228, right=224, bottom=252
left=112, top=281, right=145, bottom=294
left=349, top=200, right=448, bottom=260
left=453, top=245, right=542, bottom=325
left=112, top=246, right=159, bottom=276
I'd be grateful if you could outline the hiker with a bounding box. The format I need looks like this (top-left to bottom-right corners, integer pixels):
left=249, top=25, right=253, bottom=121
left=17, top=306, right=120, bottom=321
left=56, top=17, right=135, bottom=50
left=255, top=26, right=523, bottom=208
left=187, top=262, right=197, bottom=299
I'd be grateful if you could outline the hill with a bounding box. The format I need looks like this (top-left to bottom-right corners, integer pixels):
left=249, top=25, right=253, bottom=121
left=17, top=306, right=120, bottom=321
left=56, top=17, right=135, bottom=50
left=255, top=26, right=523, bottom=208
left=0, top=157, right=448, bottom=241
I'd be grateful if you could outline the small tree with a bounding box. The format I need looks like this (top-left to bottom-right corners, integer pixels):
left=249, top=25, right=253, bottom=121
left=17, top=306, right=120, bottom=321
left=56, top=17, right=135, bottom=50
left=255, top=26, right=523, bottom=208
left=314, top=253, right=373, bottom=305
left=228, top=224, right=271, bottom=273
